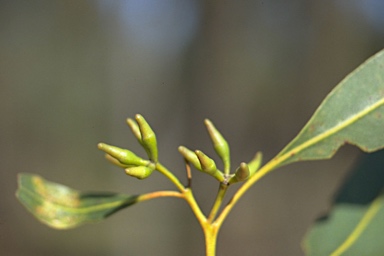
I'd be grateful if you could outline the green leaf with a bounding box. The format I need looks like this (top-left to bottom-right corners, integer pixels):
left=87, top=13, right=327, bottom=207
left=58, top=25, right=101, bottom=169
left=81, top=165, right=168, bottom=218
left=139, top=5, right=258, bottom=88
left=16, top=173, right=139, bottom=229
left=303, top=195, right=384, bottom=256
left=274, top=49, right=384, bottom=168
left=334, top=150, right=384, bottom=205
left=303, top=150, right=384, bottom=255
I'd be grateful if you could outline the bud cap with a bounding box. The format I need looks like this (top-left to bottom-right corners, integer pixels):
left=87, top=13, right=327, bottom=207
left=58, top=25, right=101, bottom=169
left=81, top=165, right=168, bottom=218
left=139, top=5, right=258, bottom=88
left=98, top=143, right=149, bottom=166
left=204, top=119, right=230, bottom=174
left=135, top=114, right=158, bottom=162
left=125, top=166, right=154, bottom=179
left=178, top=146, right=202, bottom=170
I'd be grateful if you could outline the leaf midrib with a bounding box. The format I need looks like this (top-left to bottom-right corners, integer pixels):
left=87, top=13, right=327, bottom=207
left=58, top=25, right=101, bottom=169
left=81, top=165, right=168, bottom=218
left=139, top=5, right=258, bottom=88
left=330, top=195, right=384, bottom=256
left=279, top=96, right=384, bottom=164
left=18, top=186, right=131, bottom=215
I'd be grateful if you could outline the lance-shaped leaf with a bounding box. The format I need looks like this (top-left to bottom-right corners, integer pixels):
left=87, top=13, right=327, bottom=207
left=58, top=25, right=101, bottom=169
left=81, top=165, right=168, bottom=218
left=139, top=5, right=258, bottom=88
left=274, top=49, right=384, bottom=168
left=16, top=173, right=139, bottom=229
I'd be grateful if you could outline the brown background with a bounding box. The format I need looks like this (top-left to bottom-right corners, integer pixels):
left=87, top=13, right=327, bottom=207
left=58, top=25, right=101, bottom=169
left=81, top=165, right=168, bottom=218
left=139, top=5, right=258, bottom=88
left=1, top=1, right=384, bottom=255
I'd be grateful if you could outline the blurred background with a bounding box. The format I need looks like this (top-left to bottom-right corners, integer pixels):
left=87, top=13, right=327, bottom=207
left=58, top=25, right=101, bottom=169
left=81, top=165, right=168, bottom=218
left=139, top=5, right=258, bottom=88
left=1, top=1, right=384, bottom=255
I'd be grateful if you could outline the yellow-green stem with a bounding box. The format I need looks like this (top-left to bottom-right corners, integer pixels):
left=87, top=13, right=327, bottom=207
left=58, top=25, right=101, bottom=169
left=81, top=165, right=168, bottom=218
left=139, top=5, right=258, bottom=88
left=208, top=183, right=228, bottom=223
left=155, top=162, right=185, bottom=192
left=203, top=224, right=219, bottom=256
left=183, top=188, right=207, bottom=226
left=152, top=161, right=231, bottom=256
left=138, top=190, right=184, bottom=202
left=215, top=157, right=282, bottom=227
left=182, top=188, right=221, bottom=256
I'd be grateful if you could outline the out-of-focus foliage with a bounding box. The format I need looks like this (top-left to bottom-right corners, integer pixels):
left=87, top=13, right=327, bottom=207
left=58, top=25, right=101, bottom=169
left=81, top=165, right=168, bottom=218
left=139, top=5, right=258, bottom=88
left=303, top=150, right=384, bottom=255
left=17, top=173, right=138, bottom=229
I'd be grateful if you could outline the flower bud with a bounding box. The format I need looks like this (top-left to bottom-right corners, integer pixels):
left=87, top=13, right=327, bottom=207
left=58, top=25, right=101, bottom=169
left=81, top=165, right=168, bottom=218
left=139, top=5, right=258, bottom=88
left=125, top=166, right=154, bottom=179
left=195, top=150, right=224, bottom=182
left=135, top=114, right=158, bottom=162
left=126, top=118, right=142, bottom=143
left=248, top=151, right=262, bottom=177
left=229, top=162, right=250, bottom=184
left=178, top=146, right=202, bottom=170
left=98, top=143, right=149, bottom=166
left=204, top=119, right=230, bottom=174
left=195, top=150, right=216, bottom=174
left=104, top=153, right=130, bottom=168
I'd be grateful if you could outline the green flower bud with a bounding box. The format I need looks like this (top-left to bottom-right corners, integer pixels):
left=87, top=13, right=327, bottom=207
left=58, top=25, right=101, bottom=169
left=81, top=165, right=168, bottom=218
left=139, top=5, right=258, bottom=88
left=104, top=153, right=131, bottom=168
left=125, top=166, right=154, bottom=179
left=126, top=118, right=142, bottom=143
left=195, top=150, right=224, bottom=182
left=204, top=119, right=230, bottom=174
left=135, top=114, right=158, bottom=162
left=248, top=151, right=262, bottom=177
left=98, top=143, right=149, bottom=166
left=195, top=150, right=216, bottom=174
left=178, top=146, right=202, bottom=170
left=229, top=162, right=250, bottom=184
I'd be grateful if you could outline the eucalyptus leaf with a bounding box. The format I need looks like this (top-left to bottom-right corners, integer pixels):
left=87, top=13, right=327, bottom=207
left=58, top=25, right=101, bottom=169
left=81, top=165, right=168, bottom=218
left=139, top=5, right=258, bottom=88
left=334, top=150, right=384, bottom=205
left=303, top=194, right=384, bottom=256
left=303, top=150, right=384, bottom=256
left=16, top=173, right=139, bottom=229
left=274, top=49, right=384, bottom=168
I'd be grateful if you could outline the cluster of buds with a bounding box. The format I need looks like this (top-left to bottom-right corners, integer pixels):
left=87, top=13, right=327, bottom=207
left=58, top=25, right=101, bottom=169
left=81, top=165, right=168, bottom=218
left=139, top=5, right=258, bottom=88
left=98, top=114, right=157, bottom=179
left=98, top=114, right=262, bottom=184
left=178, top=119, right=263, bottom=185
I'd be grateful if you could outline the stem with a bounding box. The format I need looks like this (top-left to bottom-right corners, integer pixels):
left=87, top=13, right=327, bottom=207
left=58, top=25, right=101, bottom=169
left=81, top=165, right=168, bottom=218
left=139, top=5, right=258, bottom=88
left=203, top=224, right=219, bottom=256
left=182, top=188, right=221, bottom=256
left=184, top=160, right=192, bottom=188
left=154, top=162, right=209, bottom=225
left=145, top=165, right=226, bottom=255
left=183, top=188, right=207, bottom=226
left=153, top=155, right=283, bottom=255
left=139, top=188, right=216, bottom=255
left=155, top=162, right=185, bottom=192
left=138, top=190, right=184, bottom=202
left=152, top=163, right=207, bottom=225
left=215, top=157, right=280, bottom=227
left=207, top=183, right=228, bottom=223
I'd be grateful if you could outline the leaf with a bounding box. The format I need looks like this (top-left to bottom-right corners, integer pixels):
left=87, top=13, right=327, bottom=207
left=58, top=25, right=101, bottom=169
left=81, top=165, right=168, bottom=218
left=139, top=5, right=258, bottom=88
left=274, top=49, right=384, bottom=168
left=334, top=150, right=384, bottom=205
left=16, top=173, right=139, bottom=229
left=302, top=150, right=384, bottom=255
left=303, top=195, right=384, bottom=256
